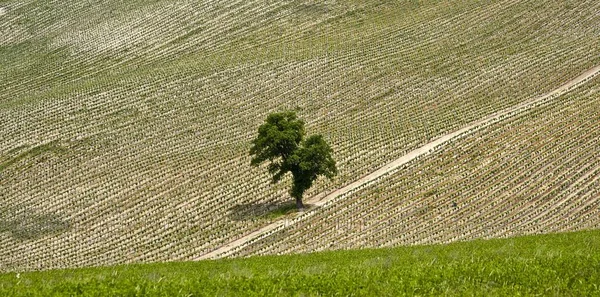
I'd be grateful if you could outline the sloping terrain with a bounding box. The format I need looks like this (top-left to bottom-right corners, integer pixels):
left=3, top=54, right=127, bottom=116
left=1, top=0, right=599, bottom=271
left=234, top=76, right=600, bottom=256
left=202, top=65, right=600, bottom=259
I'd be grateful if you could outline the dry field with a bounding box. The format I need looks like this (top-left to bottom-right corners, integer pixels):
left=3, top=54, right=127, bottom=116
left=1, top=0, right=599, bottom=271
left=234, top=76, right=600, bottom=257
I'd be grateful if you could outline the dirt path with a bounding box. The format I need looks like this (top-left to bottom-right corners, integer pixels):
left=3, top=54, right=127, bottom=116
left=198, top=65, right=600, bottom=260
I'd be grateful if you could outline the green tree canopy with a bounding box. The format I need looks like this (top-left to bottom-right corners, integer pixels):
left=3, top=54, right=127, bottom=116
left=250, top=111, right=337, bottom=210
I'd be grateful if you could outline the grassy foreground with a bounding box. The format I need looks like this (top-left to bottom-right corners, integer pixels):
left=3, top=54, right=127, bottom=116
left=1, top=230, right=599, bottom=296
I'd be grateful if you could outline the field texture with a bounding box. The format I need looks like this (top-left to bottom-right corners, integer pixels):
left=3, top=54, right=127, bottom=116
left=1, top=0, right=600, bottom=271
left=234, top=76, right=600, bottom=257
left=1, top=230, right=599, bottom=296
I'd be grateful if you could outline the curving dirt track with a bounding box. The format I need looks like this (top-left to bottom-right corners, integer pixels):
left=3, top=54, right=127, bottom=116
left=198, top=64, right=600, bottom=260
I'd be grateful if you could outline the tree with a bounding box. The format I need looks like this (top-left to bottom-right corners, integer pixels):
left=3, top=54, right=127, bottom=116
left=250, top=111, right=337, bottom=210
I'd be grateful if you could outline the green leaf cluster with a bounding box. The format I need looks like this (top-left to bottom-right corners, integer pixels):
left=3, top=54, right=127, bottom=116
left=250, top=111, right=337, bottom=208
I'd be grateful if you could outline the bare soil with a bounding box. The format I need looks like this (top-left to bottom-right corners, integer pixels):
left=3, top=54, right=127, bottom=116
left=198, top=64, right=600, bottom=260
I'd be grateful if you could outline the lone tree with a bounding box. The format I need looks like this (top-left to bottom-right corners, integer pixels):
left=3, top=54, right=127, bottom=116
left=250, top=111, right=337, bottom=210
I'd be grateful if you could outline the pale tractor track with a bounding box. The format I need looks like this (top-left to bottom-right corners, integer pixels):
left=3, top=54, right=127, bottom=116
left=197, top=65, right=600, bottom=260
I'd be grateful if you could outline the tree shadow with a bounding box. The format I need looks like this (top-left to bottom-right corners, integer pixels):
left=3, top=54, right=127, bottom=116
left=0, top=212, right=71, bottom=240
left=228, top=201, right=298, bottom=221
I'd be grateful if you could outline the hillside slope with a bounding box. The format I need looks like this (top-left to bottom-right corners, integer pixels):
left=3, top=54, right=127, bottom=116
left=235, top=76, right=600, bottom=257
left=1, top=0, right=599, bottom=271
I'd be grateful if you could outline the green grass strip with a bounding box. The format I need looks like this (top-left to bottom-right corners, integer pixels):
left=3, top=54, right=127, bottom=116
left=1, top=230, right=599, bottom=296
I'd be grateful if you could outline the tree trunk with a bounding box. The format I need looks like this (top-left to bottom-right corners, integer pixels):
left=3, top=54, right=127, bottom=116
left=295, top=197, right=305, bottom=211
